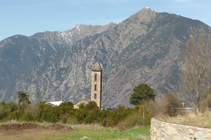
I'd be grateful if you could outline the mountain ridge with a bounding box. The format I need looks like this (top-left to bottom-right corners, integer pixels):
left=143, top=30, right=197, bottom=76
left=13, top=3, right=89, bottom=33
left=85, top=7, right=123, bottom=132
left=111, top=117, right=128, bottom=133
left=1, top=8, right=211, bottom=108
left=0, top=23, right=117, bottom=99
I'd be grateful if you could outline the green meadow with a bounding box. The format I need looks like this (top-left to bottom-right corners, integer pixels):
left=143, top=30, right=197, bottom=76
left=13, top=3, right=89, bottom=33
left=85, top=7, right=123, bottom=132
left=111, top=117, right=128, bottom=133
left=36, top=126, right=150, bottom=140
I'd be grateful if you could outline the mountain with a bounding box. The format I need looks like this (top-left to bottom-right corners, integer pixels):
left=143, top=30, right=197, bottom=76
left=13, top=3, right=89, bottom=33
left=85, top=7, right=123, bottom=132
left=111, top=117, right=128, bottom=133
left=0, top=23, right=117, bottom=99
left=1, top=8, right=211, bottom=108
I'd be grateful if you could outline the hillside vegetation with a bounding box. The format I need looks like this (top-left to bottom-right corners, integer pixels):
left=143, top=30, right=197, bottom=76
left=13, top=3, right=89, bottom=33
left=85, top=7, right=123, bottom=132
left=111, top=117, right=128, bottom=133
left=0, top=100, right=152, bottom=131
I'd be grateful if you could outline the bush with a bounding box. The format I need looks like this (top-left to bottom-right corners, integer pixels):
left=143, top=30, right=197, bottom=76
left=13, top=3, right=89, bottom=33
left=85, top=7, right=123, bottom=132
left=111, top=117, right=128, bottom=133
left=7, top=102, right=18, bottom=112
left=117, top=103, right=152, bottom=131
left=21, top=112, right=34, bottom=122
left=148, top=92, right=181, bottom=117
left=199, top=93, right=211, bottom=112
left=99, top=108, right=110, bottom=126
left=0, top=104, right=7, bottom=120
left=66, top=116, right=79, bottom=124
left=0, top=99, right=155, bottom=128
left=59, top=101, right=74, bottom=115
left=84, top=108, right=101, bottom=124
left=10, top=111, right=22, bottom=120
left=26, top=104, right=40, bottom=116
left=85, top=101, right=99, bottom=110
left=61, top=113, right=68, bottom=124
left=76, top=109, right=86, bottom=123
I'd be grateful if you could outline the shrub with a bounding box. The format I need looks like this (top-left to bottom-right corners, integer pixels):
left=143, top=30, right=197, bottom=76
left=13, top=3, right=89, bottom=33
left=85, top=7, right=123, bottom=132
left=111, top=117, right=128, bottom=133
left=0, top=101, right=8, bottom=110
left=148, top=92, right=181, bottom=117
left=10, top=111, right=22, bottom=120
left=39, top=104, right=54, bottom=122
left=117, top=103, right=152, bottom=131
left=26, top=104, right=40, bottom=116
left=19, top=102, right=29, bottom=110
left=84, top=108, right=101, bottom=124
left=79, top=103, right=86, bottom=109
left=0, top=104, right=6, bottom=120
left=21, top=112, right=34, bottom=122
left=199, top=93, right=211, bottom=112
left=76, top=109, right=86, bottom=123
left=59, top=101, right=74, bottom=115
left=66, top=116, right=79, bottom=124
left=99, top=108, right=110, bottom=126
left=61, top=113, right=68, bottom=124
left=7, top=102, right=18, bottom=112
left=85, top=101, right=99, bottom=110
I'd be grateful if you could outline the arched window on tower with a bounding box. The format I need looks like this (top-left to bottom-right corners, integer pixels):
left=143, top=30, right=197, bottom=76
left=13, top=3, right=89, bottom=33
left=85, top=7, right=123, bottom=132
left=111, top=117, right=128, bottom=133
left=94, top=74, right=97, bottom=81
left=94, top=84, right=97, bottom=91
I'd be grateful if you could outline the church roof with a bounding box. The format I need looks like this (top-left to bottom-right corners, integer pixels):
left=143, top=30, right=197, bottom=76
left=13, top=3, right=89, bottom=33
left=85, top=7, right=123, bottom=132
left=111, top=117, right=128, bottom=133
left=92, top=62, right=103, bottom=71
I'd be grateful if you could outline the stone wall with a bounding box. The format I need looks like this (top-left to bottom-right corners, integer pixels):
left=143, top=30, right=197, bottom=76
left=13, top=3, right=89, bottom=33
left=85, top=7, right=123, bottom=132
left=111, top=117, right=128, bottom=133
left=151, top=118, right=211, bottom=140
left=74, top=100, right=89, bottom=109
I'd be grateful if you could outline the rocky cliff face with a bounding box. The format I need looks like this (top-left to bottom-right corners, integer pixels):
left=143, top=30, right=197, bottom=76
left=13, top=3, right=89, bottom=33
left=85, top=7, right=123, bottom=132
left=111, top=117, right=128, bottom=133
left=0, top=23, right=117, bottom=100
left=1, top=8, right=211, bottom=108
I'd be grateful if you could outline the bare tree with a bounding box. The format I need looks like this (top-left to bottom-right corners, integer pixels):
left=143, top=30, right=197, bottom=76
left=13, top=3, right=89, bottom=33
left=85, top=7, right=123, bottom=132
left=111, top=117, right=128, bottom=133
left=179, top=28, right=211, bottom=112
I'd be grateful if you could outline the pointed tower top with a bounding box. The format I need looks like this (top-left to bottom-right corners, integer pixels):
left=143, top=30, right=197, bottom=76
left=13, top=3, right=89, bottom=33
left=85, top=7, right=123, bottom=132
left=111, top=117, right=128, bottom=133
left=92, top=62, right=103, bottom=71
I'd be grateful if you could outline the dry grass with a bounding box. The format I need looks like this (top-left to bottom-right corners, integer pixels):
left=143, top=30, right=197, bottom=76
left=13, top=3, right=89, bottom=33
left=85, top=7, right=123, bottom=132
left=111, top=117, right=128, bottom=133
left=0, top=120, right=117, bottom=131
left=155, top=92, right=211, bottom=128
left=0, top=120, right=57, bottom=127
left=0, top=121, right=73, bottom=139
left=0, top=129, right=72, bottom=139
left=157, top=111, right=211, bottom=128
left=67, top=123, right=117, bottom=131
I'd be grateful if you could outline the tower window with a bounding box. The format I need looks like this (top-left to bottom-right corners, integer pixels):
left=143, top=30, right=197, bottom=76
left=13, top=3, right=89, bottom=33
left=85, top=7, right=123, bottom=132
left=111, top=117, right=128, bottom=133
left=94, top=74, right=97, bottom=81
left=94, top=84, right=97, bottom=91
left=94, top=94, right=97, bottom=99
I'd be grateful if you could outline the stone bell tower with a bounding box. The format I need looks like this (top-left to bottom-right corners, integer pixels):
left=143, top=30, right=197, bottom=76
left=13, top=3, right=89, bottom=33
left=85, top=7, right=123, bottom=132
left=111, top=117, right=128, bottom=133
left=91, top=62, right=102, bottom=109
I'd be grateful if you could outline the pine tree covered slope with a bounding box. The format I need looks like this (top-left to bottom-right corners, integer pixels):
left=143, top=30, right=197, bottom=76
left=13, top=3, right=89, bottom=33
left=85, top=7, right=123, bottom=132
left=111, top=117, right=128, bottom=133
left=1, top=8, right=211, bottom=108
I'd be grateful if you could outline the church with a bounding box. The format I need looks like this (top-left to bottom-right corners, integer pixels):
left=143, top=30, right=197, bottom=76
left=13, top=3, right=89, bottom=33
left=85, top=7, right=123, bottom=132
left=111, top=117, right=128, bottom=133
left=73, top=62, right=102, bottom=109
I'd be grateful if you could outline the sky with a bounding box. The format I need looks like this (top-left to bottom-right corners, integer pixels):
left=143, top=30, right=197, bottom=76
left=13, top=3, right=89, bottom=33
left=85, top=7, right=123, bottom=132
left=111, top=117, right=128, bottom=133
left=1, top=0, right=211, bottom=41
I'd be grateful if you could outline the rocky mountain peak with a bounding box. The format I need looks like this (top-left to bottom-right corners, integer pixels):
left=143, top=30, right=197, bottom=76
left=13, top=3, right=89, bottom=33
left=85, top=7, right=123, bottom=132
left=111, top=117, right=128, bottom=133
left=144, top=7, right=154, bottom=12
left=58, top=23, right=117, bottom=44
left=130, top=7, right=156, bottom=24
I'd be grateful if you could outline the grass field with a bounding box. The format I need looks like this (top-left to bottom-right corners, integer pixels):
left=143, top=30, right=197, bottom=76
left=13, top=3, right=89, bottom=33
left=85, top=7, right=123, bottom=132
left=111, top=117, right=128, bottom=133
left=37, top=126, right=150, bottom=140
left=0, top=125, right=150, bottom=140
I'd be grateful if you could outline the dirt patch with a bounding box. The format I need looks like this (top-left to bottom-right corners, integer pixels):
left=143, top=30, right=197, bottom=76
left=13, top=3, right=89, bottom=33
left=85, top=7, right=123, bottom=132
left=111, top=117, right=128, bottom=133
left=0, top=123, right=73, bottom=139
left=0, top=123, right=72, bottom=131
left=0, top=123, right=43, bottom=130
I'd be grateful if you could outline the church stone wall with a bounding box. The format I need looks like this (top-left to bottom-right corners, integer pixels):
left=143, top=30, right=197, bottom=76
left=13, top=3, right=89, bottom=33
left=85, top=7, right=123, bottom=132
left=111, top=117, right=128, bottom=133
left=151, top=118, right=211, bottom=140
left=74, top=100, right=89, bottom=109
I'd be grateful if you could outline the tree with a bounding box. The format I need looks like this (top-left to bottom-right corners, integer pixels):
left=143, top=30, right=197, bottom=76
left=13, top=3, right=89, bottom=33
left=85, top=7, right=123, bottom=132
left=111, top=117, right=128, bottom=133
left=179, top=28, right=211, bottom=112
left=129, top=83, right=155, bottom=105
left=17, top=90, right=31, bottom=104
left=39, top=100, right=48, bottom=104
left=85, top=101, right=99, bottom=110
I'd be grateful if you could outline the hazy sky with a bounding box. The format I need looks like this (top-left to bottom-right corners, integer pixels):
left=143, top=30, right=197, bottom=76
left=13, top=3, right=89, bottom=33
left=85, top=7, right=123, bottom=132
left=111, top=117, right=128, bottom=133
left=1, top=0, right=211, bottom=41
